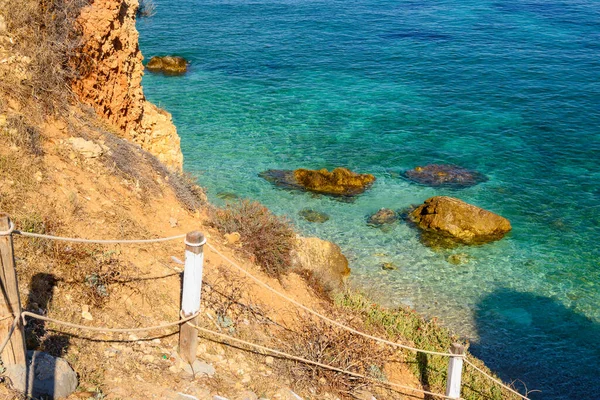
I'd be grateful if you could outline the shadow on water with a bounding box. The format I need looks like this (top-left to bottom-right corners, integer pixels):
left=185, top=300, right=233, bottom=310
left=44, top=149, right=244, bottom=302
left=472, top=288, right=600, bottom=400
left=24, top=273, right=70, bottom=399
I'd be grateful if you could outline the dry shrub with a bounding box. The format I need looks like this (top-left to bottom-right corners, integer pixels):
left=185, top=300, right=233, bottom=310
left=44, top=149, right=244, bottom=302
left=0, top=0, right=89, bottom=116
left=278, top=313, right=391, bottom=398
left=209, top=200, right=295, bottom=278
left=202, top=266, right=274, bottom=329
left=100, top=131, right=206, bottom=210
left=137, top=0, right=156, bottom=17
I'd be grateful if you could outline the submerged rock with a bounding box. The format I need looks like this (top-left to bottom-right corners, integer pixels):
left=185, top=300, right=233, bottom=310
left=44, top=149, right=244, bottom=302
left=381, top=262, right=398, bottom=271
left=260, top=167, right=375, bottom=197
left=146, top=56, right=188, bottom=74
left=446, top=253, right=471, bottom=265
left=410, top=196, right=511, bottom=247
left=404, top=164, right=487, bottom=188
left=216, top=191, right=240, bottom=202
left=299, top=208, right=330, bottom=223
left=367, top=208, right=398, bottom=226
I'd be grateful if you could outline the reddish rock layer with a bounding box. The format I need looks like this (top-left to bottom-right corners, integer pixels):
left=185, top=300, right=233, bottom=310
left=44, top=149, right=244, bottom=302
left=73, top=0, right=183, bottom=170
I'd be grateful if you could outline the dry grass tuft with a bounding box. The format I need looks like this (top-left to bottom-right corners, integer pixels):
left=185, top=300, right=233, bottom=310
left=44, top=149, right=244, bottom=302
left=100, top=131, right=206, bottom=210
left=208, top=200, right=296, bottom=279
left=2, top=114, right=44, bottom=156
left=0, top=0, right=89, bottom=116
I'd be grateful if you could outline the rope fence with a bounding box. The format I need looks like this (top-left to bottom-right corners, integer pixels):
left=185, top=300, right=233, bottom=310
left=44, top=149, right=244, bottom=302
left=14, top=230, right=186, bottom=244
left=0, top=215, right=531, bottom=400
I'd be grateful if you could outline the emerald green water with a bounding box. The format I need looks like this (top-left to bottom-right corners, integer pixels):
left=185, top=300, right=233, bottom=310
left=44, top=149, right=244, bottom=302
left=137, top=1, right=600, bottom=397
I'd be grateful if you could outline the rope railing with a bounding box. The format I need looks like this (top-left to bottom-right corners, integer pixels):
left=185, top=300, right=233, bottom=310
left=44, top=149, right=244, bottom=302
left=205, top=242, right=460, bottom=358
left=13, top=230, right=186, bottom=244
left=187, top=320, right=458, bottom=400
left=464, top=358, right=530, bottom=400
left=0, top=219, right=531, bottom=399
left=21, top=311, right=199, bottom=334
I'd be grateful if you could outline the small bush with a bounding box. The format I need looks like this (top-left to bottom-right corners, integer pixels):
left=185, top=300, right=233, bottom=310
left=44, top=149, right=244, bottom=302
left=209, top=200, right=295, bottom=278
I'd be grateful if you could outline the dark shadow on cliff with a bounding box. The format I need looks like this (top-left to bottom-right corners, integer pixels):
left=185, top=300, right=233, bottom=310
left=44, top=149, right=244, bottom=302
left=472, top=288, right=600, bottom=400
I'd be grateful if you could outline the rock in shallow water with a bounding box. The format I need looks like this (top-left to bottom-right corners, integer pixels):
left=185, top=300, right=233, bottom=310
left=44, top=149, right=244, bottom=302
left=410, top=196, right=511, bottom=247
left=381, top=262, right=398, bottom=270
left=146, top=56, right=188, bottom=74
left=260, top=167, right=375, bottom=197
left=404, top=164, right=488, bottom=188
left=299, top=208, right=330, bottom=223
left=367, top=208, right=398, bottom=226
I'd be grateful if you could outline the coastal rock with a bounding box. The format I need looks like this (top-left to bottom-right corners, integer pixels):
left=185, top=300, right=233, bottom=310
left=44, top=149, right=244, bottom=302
left=367, top=208, right=398, bottom=226
left=68, top=137, right=103, bottom=158
left=291, top=236, right=350, bottom=292
left=404, top=164, right=487, bottom=188
left=146, top=56, right=188, bottom=74
left=294, top=168, right=375, bottom=196
left=73, top=0, right=183, bottom=171
left=260, top=168, right=375, bottom=197
left=410, top=196, right=511, bottom=246
left=298, top=208, right=329, bottom=223
left=4, top=351, right=78, bottom=399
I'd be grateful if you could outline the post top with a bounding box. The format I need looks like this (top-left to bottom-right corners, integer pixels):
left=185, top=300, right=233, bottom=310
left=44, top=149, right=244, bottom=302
left=450, top=343, right=465, bottom=355
left=185, top=231, right=206, bottom=250
left=0, top=214, right=14, bottom=234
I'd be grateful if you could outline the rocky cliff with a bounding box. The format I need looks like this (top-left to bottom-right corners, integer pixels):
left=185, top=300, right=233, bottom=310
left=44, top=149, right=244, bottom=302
left=73, top=0, right=183, bottom=170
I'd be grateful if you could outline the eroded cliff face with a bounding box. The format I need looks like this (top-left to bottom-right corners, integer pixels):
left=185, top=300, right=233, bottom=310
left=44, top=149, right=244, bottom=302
left=73, top=0, right=183, bottom=170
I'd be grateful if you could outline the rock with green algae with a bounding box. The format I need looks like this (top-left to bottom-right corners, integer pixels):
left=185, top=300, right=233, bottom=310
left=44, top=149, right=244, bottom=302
left=260, top=167, right=375, bottom=197
left=404, top=164, right=487, bottom=188
left=298, top=208, right=330, bottom=223
left=367, top=208, right=398, bottom=226
left=146, top=56, right=188, bottom=74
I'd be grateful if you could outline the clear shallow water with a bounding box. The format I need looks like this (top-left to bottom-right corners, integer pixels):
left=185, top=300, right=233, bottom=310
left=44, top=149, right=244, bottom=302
left=137, top=1, right=600, bottom=398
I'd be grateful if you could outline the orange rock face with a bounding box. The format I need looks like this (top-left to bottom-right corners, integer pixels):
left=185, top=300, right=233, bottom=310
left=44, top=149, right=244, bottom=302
left=72, top=0, right=183, bottom=170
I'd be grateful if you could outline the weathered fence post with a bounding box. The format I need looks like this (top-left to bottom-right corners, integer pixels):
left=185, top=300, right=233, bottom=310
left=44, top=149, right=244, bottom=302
left=178, top=231, right=205, bottom=364
left=0, top=214, right=26, bottom=368
left=445, top=343, right=465, bottom=399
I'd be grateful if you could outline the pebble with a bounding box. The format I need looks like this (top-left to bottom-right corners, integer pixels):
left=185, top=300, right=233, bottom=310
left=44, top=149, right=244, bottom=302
left=237, top=390, right=257, bottom=400
left=142, top=354, right=155, bottom=363
left=265, top=356, right=274, bottom=365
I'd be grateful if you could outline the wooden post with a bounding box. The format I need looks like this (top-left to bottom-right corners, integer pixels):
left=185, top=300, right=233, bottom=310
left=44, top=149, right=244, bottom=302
left=0, top=214, right=26, bottom=368
left=178, top=231, right=205, bottom=364
left=445, top=343, right=465, bottom=399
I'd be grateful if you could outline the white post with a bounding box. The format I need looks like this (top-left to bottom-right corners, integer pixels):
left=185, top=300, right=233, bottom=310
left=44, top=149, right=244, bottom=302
left=178, top=231, right=206, bottom=363
left=445, top=343, right=465, bottom=399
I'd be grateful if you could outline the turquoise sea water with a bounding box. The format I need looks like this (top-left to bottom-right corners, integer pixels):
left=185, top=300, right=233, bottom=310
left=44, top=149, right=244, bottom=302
left=137, top=1, right=600, bottom=398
